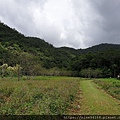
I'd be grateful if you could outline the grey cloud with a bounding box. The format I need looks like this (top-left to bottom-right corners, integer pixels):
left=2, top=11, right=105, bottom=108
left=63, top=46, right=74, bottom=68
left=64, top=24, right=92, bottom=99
left=0, top=0, right=120, bottom=49
left=89, top=0, right=120, bottom=45
left=0, top=0, right=35, bottom=34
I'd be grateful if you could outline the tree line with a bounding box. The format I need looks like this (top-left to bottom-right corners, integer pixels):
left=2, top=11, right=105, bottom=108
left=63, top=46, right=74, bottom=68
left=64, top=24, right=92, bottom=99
left=72, top=49, right=120, bottom=78
left=0, top=22, right=120, bottom=79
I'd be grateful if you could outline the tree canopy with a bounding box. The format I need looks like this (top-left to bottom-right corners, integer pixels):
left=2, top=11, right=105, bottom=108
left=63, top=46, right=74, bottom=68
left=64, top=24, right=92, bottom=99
left=0, top=22, right=120, bottom=78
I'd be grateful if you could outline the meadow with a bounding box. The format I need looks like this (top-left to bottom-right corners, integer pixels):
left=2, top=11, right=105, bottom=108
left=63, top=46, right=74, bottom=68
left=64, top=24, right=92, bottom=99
left=0, top=76, right=80, bottom=115
left=93, top=78, right=120, bottom=100
left=1, top=76, right=120, bottom=116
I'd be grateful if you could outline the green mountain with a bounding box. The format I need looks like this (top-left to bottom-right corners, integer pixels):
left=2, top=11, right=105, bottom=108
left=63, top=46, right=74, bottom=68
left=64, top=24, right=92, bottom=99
left=82, top=43, right=120, bottom=53
left=0, top=22, right=75, bottom=76
left=0, top=22, right=120, bottom=77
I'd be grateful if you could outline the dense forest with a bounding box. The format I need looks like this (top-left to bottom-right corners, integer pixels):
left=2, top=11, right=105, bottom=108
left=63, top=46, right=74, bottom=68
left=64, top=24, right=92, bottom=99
left=0, top=21, right=120, bottom=78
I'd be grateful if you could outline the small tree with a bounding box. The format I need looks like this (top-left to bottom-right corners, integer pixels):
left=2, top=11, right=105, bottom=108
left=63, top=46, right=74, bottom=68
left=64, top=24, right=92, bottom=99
left=7, top=66, right=14, bottom=79
left=14, top=64, right=22, bottom=81
left=87, top=68, right=93, bottom=78
left=80, top=68, right=102, bottom=78
left=112, top=64, right=117, bottom=78
left=0, top=64, right=8, bottom=78
left=80, top=68, right=93, bottom=78
left=93, top=69, right=102, bottom=78
left=80, top=69, right=88, bottom=78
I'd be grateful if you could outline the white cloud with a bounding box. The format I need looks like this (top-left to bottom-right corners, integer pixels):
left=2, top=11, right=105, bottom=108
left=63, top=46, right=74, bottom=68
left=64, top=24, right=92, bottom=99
left=0, top=0, right=120, bottom=48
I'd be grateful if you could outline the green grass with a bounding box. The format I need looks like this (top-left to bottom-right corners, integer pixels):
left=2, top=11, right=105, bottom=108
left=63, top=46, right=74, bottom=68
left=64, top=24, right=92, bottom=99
left=80, top=80, right=120, bottom=115
left=94, top=79, right=120, bottom=100
left=1, top=77, right=120, bottom=115
left=0, top=76, right=75, bottom=81
left=0, top=76, right=80, bottom=115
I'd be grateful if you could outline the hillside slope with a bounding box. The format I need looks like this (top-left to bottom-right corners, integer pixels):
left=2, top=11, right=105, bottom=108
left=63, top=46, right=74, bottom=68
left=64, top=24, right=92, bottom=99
left=0, top=22, right=74, bottom=69
left=0, top=22, right=120, bottom=77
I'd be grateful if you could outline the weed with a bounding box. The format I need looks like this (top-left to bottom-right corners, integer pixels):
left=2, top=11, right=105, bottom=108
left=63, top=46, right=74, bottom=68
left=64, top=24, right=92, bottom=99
left=0, top=76, right=80, bottom=115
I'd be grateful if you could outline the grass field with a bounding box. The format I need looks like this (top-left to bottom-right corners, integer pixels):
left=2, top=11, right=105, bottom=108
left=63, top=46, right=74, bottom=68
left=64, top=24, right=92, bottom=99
left=93, top=79, right=120, bottom=100
left=67, top=78, right=120, bottom=115
left=1, top=77, right=120, bottom=115
left=0, top=76, right=80, bottom=115
left=79, top=80, right=120, bottom=115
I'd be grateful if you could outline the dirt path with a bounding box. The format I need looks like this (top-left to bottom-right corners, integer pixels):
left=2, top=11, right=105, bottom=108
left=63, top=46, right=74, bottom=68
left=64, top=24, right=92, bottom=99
left=68, top=80, right=120, bottom=115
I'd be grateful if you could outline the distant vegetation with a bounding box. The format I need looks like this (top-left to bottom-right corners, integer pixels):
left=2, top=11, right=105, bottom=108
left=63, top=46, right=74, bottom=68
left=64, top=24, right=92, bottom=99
left=0, top=21, right=120, bottom=78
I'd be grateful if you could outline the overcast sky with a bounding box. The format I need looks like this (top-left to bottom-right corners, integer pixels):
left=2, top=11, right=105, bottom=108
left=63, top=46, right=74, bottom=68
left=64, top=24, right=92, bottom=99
left=0, top=0, right=120, bottom=49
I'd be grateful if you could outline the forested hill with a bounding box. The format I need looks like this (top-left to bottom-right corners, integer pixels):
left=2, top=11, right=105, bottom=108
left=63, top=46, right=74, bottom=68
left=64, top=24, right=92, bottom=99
left=0, top=22, right=120, bottom=77
left=57, top=43, right=120, bottom=55
left=82, top=43, right=120, bottom=53
left=0, top=22, right=54, bottom=52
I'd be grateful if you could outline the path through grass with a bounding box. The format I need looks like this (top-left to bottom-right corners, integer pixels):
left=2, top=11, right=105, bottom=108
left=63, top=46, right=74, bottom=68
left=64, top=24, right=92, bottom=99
left=80, top=80, right=120, bottom=115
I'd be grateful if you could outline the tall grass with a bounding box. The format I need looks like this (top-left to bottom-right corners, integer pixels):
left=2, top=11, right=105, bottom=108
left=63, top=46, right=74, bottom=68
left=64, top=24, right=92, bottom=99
left=0, top=77, right=80, bottom=115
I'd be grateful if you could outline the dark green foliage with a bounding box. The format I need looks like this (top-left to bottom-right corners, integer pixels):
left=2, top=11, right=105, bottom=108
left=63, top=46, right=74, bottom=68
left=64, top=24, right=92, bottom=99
left=73, top=50, right=120, bottom=78
left=0, top=22, right=120, bottom=77
left=0, top=22, right=74, bottom=76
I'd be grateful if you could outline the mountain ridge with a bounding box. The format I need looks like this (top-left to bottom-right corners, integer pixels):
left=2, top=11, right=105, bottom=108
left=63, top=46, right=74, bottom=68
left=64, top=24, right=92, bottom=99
left=1, top=21, right=120, bottom=52
left=0, top=21, right=120, bottom=77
